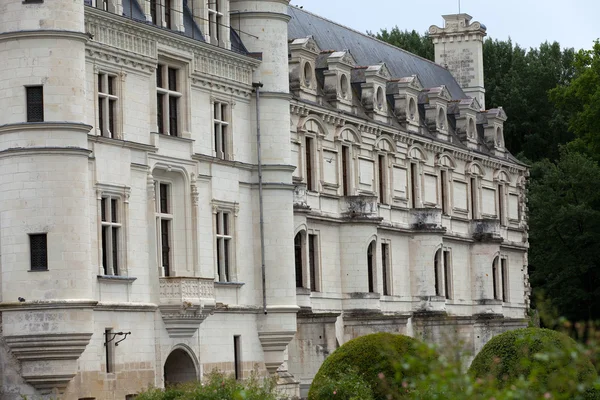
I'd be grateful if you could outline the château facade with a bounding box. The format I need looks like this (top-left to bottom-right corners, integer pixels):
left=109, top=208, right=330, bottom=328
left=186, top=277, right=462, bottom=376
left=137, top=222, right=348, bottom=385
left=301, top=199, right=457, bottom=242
left=0, top=1, right=529, bottom=398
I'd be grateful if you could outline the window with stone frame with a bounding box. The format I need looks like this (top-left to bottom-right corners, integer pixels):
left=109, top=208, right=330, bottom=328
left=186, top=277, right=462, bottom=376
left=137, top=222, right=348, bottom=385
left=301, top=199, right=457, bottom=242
left=156, top=63, right=182, bottom=137
left=308, top=232, right=321, bottom=292
left=29, top=233, right=48, bottom=271
left=381, top=241, right=391, bottom=296
left=213, top=100, right=231, bottom=160
left=294, top=231, right=306, bottom=288
left=100, top=196, right=122, bottom=275
left=213, top=201, right=238, bottom=283
left=207, top=0, right=223, bottom=44
left=155, top=181, right=173, bottom=277
left=367, top=241, right=376, bottom=293
left=434, top=247, right=452, bottom=299
left=501, top=257, right=509, bottom=302
left=97, top=72, right=120, bottom=139
left=26, top=85, right=44, bottom=123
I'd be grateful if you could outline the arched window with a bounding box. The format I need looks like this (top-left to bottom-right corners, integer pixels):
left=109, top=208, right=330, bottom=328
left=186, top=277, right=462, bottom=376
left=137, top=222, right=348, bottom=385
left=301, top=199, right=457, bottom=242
left=434, top=248, right=452, bottom=299
left=492, top=256, right=499, bottom=300
left=294, top=231, right=305, bottom=288
left=367, top=241, right=376, bottom=293
left=434, top=249, right=442, bottom=296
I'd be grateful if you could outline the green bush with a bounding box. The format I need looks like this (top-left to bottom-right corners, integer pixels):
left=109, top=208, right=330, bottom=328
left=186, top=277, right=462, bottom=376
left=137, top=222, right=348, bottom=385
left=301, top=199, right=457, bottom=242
left=135, top=370, right=285, bottom=400
left=469, top=328, right=597, bottom=392
left=308, top=332, right=436, bottom=400
left=307, top=367, right=374, bottom=400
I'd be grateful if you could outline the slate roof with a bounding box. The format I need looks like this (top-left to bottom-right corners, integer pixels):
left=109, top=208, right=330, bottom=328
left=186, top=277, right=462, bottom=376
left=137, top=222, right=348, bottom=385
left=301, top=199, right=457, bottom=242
left=287, top=6, right=466, bottom=100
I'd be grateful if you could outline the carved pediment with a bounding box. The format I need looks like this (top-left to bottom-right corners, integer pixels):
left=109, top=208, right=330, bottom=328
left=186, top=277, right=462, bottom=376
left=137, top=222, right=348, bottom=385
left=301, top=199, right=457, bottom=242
left=459, top=97, right=482, bottom=113
left=328, top=50, right=356, bottom=67
left=365, top=63, right=392, bottom=80
left=289, top=36, right=321, bottom=55
left=424, top=85, right=452, bottom=103
left=486, top=107, right=507, bottom=122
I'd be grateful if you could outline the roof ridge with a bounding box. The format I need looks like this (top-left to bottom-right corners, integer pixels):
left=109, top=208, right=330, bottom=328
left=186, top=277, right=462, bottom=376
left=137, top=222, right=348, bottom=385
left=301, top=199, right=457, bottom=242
left=288, top=5, right=450, bottom=72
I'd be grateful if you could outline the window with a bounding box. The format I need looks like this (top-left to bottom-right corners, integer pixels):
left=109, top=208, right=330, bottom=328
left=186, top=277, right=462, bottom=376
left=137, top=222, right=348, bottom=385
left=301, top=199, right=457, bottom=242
left=104, top=328, right=115, bottom=373
left=100, top=197, right=121, bottom=275
left=150, top=0, right=158, bottom=25
left=29, top=233, right=48, bottom=271
left=97, top=73, right=118, bottom=138
left=208, top=0, right=223, bottom=42
left=164, top=0, right=172, bottom=29
left=156, top=64, right=181, bottom=137
left=381, top=242, right=390, bottom=296
left=156, top=182, right=172, bottom=277
left=470, top=177, right=478, bottom=219
left=308, top=233, right=319, bottom=292
left=378, top=154, right=387, bottom=204
left=367, top=241, right=376, bottom=293
left=305, top=137, right=315, bottom=191
left=501, top=258, right=508, bottom=302
left=342, top=146, right=351, bottom=196
left=233, top=335, right=242, bottom=380
left=213, top=101, right=230, bottom=160
left=294, top=232, right=305, bottom=288
left=492, top=257, right=499, bottom=300
left=26, top=86, right=44, bottom=122
left=440, top=170, right=448, bottom=214
left=215, top=211, right=233, bottom=282
left=434, top=249, right=441, bottom=296
left=410, top=163, right=418, bottom=208
left=443, top=250, right=452, bottom=300
left=498, top=184, right=505, bottom=225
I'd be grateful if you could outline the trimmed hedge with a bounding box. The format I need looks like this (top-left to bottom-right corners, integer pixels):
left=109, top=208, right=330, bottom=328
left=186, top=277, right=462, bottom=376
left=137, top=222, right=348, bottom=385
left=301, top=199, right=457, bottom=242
left=308, top=332, right=435, bottom=400
left=469, top=328, right=597, bottom=391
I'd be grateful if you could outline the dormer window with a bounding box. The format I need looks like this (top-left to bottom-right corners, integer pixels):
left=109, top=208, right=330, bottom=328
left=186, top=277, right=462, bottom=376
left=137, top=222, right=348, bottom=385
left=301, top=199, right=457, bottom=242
left=468, top=118, right=476, bottom=138
left=340, top=74, right=349, bottom=99
left=376, top=87, right=385, bottom=110
left=303, top=62, right=313, bottom=88
left=437, top=108, right=446, bottom=129
left=208, top=0, right=224, bottom=43
left=408, top=98, right=417, bottom=121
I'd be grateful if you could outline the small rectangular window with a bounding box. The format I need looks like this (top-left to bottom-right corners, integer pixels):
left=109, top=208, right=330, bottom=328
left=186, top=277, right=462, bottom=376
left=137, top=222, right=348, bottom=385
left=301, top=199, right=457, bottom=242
left=26, top=86, right=44, bottom=122
left=308, top=234, right=319, bottom=292
left=97, top=73, right=119, bottom=138
left=378, top=154, right=387, bottom=204
left=434, top=250, right=441, bottom=296
left=150, top=0, right=158, bottom=25
left=443, top=250, right=452, bottom=300
left=342, top=146, right=351, bottom=196
left=305, top=137, right=314, bottom=191
left=367, top=242, right=375, bottom=293
left=410, top=163, right=418, bottom=208
left=29, top=233, right=48, bottom=271
left=233, top=335, right=242, bottom=380
left=501, top=258, right=508, bottom=302
left=156, top=64, right=181, bottom=136
left=470, top=177, right=478, bottom=219
left=381, top=243, right=390, bottom=296
left=440, top=170, right=448, bottom=214
left=104, top=328, right=114, bottom=373
left=498, top=184, right=505, bottom=225
left=294, top=233, right=304, bottom=288
left=100, top=197, right=121, bottom=276
left=216, top=211, right=233, bottom=282
left=492, top=257, right=499, bottom=300
left=214, top=102, right=230, bottom=160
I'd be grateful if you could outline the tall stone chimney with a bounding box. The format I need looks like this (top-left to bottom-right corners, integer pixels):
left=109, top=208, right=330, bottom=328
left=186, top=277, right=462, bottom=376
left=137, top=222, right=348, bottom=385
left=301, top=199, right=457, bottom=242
left=429, top=14, right=487, bottom=109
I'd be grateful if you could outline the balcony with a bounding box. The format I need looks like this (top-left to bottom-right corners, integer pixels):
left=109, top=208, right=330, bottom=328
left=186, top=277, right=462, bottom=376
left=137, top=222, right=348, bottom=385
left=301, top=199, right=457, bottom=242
left=471, top=219, right=502, bottom=242
left=409, top=208, right=444, bottom=231
left=159, top=277, right=216, bottom=338
left=341, top=195, right=381, bottom=220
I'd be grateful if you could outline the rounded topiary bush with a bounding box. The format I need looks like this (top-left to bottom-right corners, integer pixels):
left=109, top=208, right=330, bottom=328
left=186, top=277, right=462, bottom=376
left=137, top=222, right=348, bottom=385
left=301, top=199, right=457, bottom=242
left=469, top=328, right=597, bottom=392
left=308, top=332, right=435, bottom=400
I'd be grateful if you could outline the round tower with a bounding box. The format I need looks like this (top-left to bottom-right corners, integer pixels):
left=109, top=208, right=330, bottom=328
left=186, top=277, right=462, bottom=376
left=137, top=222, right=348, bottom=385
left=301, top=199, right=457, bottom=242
left=0, top=0, right=94, bottom=394
left=229, top=0, right=298, bottom=378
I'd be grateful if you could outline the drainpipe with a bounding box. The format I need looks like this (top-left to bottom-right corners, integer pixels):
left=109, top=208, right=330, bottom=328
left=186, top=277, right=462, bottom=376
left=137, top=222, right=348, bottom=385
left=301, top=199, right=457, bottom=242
left=253, top=82, right=267, bottom=315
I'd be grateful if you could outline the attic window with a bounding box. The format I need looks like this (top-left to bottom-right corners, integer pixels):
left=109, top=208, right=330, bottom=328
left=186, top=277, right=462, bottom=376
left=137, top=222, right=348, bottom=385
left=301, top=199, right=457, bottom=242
left=437, top=107, right=445, bottom=129
left=468, top=118, right=476, bottom=138
left=303, top=62, right=313, bottom=88
left=376, top=87, right=384, bottom=110
left=409, top=98, right=417, bottom=120
left=340, top=74, right=349, bottom=99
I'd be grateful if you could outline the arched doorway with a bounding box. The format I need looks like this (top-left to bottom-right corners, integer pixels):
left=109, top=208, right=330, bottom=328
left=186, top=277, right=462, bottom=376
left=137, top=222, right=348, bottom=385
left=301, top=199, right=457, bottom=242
left=164, top=348, right=198, bottom=386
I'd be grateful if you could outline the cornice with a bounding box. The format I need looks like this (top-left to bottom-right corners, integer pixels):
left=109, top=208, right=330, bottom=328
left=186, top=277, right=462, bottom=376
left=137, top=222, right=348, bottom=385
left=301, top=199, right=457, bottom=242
left=0, top=122, right=93, bottom=134
left=230, top=11, right=292, bottom=22
left=94, top=302, right=158, bottom=312
left=0, top=147, right=92, bottom=158
left=0, top=30, right=89, bottom=43
left=0, top=300, right=97, bottom=311
left=88, top=134, right=158, bottom=152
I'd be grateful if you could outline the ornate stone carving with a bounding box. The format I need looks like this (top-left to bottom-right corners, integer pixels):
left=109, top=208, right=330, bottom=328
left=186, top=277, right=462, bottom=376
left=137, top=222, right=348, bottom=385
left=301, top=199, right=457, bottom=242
left=158, top=277, right=216, bottom=338
left=341, top=195, right=380, bottom=220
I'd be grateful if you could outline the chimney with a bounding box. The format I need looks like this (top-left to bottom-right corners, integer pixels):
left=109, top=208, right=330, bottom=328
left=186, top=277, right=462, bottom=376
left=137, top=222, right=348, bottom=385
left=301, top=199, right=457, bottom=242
left=429, top=14, right=487, bottom=110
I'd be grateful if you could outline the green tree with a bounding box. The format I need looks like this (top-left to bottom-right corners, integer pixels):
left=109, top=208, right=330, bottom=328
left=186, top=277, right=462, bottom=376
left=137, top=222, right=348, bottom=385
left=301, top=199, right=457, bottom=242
left=528, top=150, right=600, bottom=321
left=371, top=28, right=434, bottom=61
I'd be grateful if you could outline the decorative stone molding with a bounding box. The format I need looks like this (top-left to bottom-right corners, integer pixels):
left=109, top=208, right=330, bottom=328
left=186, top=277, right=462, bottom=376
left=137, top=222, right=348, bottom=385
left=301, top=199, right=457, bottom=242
left=293, top=183, right=310, bottom=210
left=409, top=208, right=444, bottom=231
left=341, top=195, right=380, bottom=220
left=258, top=331, right=298, bottom=374
left=450, top=97, right=480, bottom=149
left=421, top=86, right=451, bottom=140
left=159, top=277, right=216, bottom=338
left=484, top=108, right=507, bottom=156
left=471, top=219, right=503, bottom=242
left=387, top=75, right=422, bottom=133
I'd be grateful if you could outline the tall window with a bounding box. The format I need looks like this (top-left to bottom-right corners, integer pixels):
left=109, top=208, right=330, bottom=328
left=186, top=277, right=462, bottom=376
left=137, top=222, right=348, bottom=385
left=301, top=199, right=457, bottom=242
left=29, top=233, right=48, bottom=271
left=470, top=177, right=478, bottom=219
left=501, top=258, right=508, bottom=302
left=498, top=184, right=505, bottom=225
left=104, top=328, right=115, bottom=373
left=98, top=73, right=118, bottom=138
left=150, top=0, right=158, bottom=25
left=492, top=257, right=499, bottom=300
left=216, top=211, right=232, bottom=282
left=233, top=335, right=242, bottom=380
left=378, top=155, right=387, bottom=204
left=410, top=163, right=418, bottom=208
left=434, top=249, right=441, bottom=296
left=342, top=146, right=351, bottom=196
left=164, top=0, right=172, bottom=29
left=381, top=242, right=390, bottom=296
left=26, top=86, right=44, bottom=122
left=101, top=197, right=121, bottom=275
left=214, top=101, right=230, bottom=160
left=443, top=250, right=452, bottom=299
left=308, top=233, right=319, bottom=292
left=294, top=232, right=305, bottom=288
left=305, top=137, right=315, bottom=191
left=156, top=64, right=181, bottom=137
left=440, top=170, right=448, bottom=214
left=156, top=182, right=172, bottom=277
left=208, top=0, right=223, bottom=42
left=367, top=241, right=376, bottom=293
left=434, top=248, right=452, bottom=298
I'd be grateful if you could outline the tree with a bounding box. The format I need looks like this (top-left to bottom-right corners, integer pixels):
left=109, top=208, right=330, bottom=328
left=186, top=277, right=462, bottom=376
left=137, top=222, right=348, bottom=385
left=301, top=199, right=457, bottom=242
left=528, top=150, right=600, bottom=321
left=371, top=28, right=434, bottom=61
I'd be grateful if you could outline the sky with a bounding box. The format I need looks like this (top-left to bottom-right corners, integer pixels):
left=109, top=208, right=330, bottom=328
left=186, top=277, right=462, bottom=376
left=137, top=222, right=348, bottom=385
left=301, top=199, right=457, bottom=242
left=292, top=0, right=600, bottom=51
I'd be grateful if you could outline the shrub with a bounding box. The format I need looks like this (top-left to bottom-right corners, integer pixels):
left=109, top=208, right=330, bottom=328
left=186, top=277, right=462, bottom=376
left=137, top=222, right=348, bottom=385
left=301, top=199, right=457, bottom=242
left=135, top=370, right=285, bottom=400
left=308, top=332, right=436, bottom=400
left=469, top=328, right=597, bottom=393
left=307, top=367, right=374, bottom=400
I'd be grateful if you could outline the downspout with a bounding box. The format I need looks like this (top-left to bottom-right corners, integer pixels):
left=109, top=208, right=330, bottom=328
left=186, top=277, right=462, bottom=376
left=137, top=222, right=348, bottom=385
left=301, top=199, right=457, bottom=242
left=253, top=82, right=267, bottom=315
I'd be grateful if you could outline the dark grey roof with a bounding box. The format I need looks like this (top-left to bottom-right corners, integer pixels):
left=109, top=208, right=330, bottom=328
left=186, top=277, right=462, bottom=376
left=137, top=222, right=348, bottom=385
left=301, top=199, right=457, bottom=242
left=287, top=6, right=466, bottom=100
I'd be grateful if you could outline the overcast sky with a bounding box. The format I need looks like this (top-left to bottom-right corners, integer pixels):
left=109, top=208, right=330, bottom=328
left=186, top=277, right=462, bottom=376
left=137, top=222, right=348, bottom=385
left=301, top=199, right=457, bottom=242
left=292, top=0, right=600, bottom=51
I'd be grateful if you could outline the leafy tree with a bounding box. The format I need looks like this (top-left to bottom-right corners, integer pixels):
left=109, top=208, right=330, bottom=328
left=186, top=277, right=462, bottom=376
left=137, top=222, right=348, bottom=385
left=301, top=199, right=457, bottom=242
left=528, top=150, right=600, bottom=321
left=371, top=28, right=434, bottom=61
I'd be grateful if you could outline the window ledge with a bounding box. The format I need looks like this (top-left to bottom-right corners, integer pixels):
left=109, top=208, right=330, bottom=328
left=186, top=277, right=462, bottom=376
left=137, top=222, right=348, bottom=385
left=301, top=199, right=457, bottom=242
left=215, top=281, right=245, bottom=288
left=97, top=275, right=137, bottom=284
left=28, top=269, right=48, bottom=272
